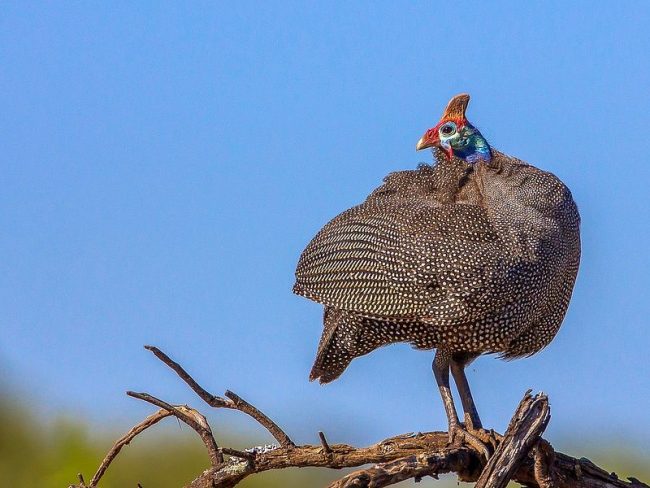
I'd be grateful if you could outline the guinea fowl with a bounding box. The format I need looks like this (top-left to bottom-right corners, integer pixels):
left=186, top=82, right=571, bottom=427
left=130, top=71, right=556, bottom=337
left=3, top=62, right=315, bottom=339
left=293, top=94, right=580, bottom=451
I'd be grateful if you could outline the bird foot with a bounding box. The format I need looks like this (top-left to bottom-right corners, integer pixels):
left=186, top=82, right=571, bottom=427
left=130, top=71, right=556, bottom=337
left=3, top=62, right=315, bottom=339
left=469, top=427, right=502, bottom=453
left=448, top=423, right=492, bottom=461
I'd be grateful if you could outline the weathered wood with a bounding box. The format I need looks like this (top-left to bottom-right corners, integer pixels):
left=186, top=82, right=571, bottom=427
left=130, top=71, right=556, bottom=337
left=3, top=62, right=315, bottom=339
left=183, top=393, right=645, bottom=488
left=183, top=430, right=646, bottom=488
left=533, top=440, right=556, bottom=488
left=475, top=391, right=550, bottom=488
left=326, top=449, right=476, bottom=488
left=186, top=432, right=464, bottom=488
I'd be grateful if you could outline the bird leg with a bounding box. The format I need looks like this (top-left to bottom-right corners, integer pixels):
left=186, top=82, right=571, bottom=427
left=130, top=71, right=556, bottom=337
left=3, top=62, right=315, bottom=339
left=449, top=353, right=482, bottom=430
left=450, top=353, right=502, bottom=453
left=432, top=349, right=490, bottom=459
left=432, top=349, right=459, bottom=433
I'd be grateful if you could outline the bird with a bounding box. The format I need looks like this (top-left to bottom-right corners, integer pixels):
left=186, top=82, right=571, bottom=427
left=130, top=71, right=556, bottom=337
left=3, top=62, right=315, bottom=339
left=293, top=94, right=580, bottom=451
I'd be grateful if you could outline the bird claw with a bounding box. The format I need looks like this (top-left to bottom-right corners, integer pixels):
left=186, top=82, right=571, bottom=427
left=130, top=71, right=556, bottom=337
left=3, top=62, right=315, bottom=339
left=448, top=423, right=492, bottom=461
left=471, top=427, right=502, bottom=452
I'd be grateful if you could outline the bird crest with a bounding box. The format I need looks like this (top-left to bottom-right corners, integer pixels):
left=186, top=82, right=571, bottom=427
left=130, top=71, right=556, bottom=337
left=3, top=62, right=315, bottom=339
left=441, top=93, right=470, bottom=121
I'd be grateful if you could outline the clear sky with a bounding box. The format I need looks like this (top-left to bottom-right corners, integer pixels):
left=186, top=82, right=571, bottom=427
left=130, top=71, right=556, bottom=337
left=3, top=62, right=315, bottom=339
left=2, top=0, right=649, bottom=457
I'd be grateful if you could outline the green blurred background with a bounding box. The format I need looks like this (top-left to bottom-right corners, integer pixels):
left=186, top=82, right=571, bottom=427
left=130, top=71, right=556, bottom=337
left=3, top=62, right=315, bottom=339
left=1, top=389, right=647, bottom=488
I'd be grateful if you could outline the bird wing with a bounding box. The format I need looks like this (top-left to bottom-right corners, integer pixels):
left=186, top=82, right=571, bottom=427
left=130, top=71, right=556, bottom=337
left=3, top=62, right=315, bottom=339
left=294, top=197, right=514, bottom=323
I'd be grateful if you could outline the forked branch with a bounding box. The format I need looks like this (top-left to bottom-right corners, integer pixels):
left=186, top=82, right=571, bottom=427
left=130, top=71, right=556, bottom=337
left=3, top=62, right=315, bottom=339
left=144, top=345, right=294, bottom=448
left=69, top=347, right=649, bottom=488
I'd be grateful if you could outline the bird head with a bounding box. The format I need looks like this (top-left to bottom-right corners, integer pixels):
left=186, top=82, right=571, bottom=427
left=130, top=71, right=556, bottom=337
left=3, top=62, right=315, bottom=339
left=416, top=93, right=492, bottom=163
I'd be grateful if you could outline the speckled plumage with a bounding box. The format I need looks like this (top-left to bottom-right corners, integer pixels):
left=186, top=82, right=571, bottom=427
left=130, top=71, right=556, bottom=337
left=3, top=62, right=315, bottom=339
left=294, top=99, right=580, bottom=391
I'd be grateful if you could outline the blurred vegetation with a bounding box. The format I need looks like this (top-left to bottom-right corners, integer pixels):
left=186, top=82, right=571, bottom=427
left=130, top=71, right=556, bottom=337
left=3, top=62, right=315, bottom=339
left=0, top=392, right=344, bottom=487
left=0, top=392, right=647, bottom=488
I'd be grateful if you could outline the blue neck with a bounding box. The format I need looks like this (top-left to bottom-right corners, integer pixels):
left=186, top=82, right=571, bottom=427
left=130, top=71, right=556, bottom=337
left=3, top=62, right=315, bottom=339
left=453, top=125, right=492, bottom=163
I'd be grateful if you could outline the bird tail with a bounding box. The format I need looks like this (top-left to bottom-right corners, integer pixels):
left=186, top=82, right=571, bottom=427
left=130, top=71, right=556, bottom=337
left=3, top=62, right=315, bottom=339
left=309, top=308, right=360, bottom=384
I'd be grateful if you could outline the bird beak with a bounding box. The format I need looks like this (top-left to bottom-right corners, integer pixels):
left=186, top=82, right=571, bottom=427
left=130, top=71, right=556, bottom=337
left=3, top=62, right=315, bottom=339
left=416, top=129, right=438, bottom=151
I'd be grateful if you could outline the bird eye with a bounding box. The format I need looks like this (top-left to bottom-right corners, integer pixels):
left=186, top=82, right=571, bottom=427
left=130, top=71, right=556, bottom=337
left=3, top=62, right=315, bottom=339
left=440, top=122, right=457, bottom=136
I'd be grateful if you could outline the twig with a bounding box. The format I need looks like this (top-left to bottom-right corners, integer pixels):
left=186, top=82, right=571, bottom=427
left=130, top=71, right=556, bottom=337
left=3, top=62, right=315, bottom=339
left=224, top=390, right=295, bottom=448
left=144, top=345, right=295, bottom=448
left=220, top=447, right=256, bottom=461
left=144, top=346, right=228, bottom=407
left=319, top=431, right=332, bottom=454
left=126, top=391, right=223, bottom=466
left=88, top=409, right=173, bottom=487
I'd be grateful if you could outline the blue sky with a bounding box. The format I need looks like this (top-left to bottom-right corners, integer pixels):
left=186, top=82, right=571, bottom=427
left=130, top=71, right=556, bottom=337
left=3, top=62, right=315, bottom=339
left=2, top=0, right=649, bottom=457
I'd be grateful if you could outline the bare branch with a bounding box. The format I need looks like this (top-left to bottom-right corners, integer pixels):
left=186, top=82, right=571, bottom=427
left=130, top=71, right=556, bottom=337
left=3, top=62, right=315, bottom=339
left=144, top=345, right=228, bottom=407
left=223, top=390, right=295, bottom=448
left=327, top=449, right=473, bottom=488
left=144, top=345, right=294, bottom=447
left=126, top=391, right=222, bottom=466
left=89, top=409, right=173, bottom=487
left=187, top=431, right=461, bottom=488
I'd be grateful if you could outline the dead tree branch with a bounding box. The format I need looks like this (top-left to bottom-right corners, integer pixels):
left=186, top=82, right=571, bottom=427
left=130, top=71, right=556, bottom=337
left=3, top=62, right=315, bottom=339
left=125, top=391, right=223, bottom=466
left=144, top=345, right=294, bottom=448
left=88, top=408, right=173, bottom=487
left=69, top=346, right=649, bottom=488
left=326, top=448, right=475, bottom=488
